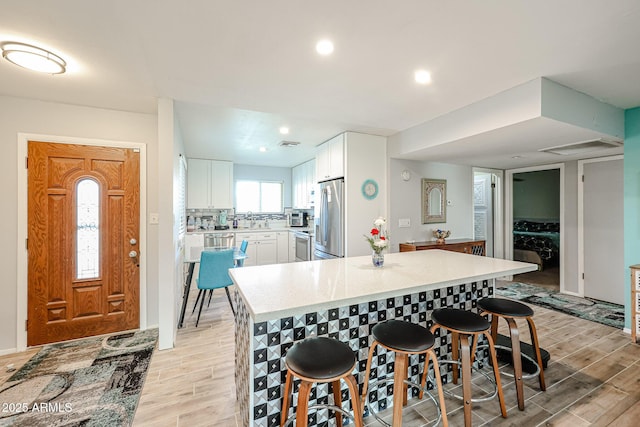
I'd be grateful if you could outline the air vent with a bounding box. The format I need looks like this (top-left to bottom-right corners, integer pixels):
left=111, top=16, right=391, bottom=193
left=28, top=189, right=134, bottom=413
left=278, top=140, right=300, bottom=147
left=539, top=138, right=623, bottom=155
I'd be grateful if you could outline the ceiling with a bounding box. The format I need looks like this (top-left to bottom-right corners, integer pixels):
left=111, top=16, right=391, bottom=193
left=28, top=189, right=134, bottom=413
left=1, top=1, right=639, bottom=169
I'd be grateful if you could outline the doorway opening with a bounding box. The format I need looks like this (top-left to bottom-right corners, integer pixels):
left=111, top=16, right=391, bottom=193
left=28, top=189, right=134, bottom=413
left=506, top=164, right=564, bottom=293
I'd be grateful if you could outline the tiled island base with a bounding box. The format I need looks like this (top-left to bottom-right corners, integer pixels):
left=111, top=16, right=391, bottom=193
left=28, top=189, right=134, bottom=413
left=235, top=280, right=494, bottom=427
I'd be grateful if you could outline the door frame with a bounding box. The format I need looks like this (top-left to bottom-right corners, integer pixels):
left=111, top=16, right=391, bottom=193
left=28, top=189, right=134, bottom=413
left=505, top=163, right=565, bottom=293
left=577, top=155, right=623, bottom=298
left=472, top=167, right=504, bottom=259
left=17, top=133, right=147, bottom=351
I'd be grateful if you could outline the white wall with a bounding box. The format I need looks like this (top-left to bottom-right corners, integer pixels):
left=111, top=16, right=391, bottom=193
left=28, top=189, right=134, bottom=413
left=563, top=160, right=579, bottom=294
left=0, top=95, right=158, bottom=353
left=157, top=98, right=182, bottom=350
left=388, top=159, right=473, bottom=251
left=344, top=133, right=388, bottom=257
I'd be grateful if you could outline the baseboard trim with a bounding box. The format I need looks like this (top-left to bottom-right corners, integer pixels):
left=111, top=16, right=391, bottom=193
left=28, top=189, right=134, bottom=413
left=0, top=348, right=18, bottom=356
left=623, top=328, right=631, bottom=335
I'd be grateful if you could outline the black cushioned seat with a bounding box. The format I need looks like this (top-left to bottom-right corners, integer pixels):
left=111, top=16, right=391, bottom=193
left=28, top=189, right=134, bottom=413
left=285, top=336, right=355, bottom=380
left=372, top=319, right=435, bottom=352
left=477, top=298, right=534, bottom=317
left=431, top=308, right=490, bottom=333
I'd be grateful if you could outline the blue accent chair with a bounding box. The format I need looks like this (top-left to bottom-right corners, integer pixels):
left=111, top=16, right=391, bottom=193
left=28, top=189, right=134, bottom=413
left=191, top=249, right=235, bottom=326
left=236, top=239, right=249, bottom=267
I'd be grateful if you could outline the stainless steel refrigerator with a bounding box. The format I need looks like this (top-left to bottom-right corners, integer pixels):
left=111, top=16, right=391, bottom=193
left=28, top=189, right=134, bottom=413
left=314, top=178, right=345, bottom=259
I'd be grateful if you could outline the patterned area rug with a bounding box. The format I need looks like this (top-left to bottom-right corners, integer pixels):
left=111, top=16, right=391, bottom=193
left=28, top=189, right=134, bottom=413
left=0, top=329, right=157, bottom=427
left=496, top=282, right=624, bottom=329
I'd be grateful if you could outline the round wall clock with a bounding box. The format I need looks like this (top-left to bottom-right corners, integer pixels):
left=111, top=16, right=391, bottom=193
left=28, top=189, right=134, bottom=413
left=361, top=179, right=379, bottom=200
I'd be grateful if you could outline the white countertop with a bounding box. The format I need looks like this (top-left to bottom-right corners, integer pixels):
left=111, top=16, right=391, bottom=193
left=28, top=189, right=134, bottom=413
left=229, top=250, right=537, bottom=322
left=187, top=227, right=312, bottom=234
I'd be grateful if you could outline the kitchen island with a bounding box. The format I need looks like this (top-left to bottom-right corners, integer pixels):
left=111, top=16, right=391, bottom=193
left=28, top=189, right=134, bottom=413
left=229, top=250, right=536, bottom=427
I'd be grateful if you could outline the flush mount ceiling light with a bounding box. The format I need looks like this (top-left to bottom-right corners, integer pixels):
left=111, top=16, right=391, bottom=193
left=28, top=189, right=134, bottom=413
left=414, top=69, right=432, bottom=84
left=316, top=39, right=334, bottom=55
left=279, top=126, right=289, bottom=135
left=1, top=41, right=66, bottom=74
left=259, top=146, right=267, bottom=152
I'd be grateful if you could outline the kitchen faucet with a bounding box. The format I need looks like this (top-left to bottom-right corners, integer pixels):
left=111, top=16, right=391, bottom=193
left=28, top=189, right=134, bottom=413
left=247, top=211, right=256, bottom=228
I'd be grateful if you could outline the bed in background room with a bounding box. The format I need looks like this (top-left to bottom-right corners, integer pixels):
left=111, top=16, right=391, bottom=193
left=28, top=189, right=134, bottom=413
left=513, top=219, right=559, bottom=270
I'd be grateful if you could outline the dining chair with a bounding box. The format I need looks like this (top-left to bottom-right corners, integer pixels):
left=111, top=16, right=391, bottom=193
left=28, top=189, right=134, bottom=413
left=236, top=239, right=249, bottom=267
left=192, top=249, right=236, bottom=326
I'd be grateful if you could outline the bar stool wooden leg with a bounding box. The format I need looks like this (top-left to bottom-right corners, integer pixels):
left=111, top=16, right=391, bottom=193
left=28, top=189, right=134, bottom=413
left=526, top=317, right=547, bottom=391
left=280, top=371, right=293, bottom=427
left=489, top=314, right=499, bottom=340
left=392, top=352, right=408, bottom=427
left=451, top=331, right=460, bottom=384
left=331, top=380, right=343, bottom=427
left=296, top=381, right=313, bottom=427
left=343, top=374, right=364, bottom=427
left=360, top=341, right=378, bottom=413
left=505, top=317, right=525, bottom=410
left=485, top=333, right=507, bottom=418
left=421, top=350, right=449, bottom=427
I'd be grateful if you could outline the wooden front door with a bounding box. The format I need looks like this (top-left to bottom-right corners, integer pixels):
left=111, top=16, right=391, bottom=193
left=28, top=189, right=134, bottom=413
left=27, top=141, right=140, bottom=346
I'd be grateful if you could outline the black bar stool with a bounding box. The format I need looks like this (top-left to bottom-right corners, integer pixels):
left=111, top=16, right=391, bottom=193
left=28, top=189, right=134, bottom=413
left=361, top=319, right=448, bottom=427
left=477, top=297, right=547, bottom=410
left=280, top=336, right=364, bottom=427
left=430, top=308, right=507, bottom=427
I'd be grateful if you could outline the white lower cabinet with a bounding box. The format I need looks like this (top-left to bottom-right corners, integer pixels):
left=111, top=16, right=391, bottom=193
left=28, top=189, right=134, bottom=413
left=276, top=232, right=289, bottom=264
left=288, top=232, right=296, bottom=262
left=240, top=232, right=277, bottom=266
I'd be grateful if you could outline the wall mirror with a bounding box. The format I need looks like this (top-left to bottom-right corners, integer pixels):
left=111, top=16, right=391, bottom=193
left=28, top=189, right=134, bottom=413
left=422, top=178, right=447, bottom=223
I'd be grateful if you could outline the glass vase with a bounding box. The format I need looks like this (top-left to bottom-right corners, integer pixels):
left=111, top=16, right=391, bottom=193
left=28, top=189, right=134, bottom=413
left=372, top=251, right=384, bottom=268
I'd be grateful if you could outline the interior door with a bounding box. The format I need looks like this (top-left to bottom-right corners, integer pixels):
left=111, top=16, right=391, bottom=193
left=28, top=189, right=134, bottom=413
left=583, top=158, right=624, bottom=304
left=27, top=141, right=140, bottom=346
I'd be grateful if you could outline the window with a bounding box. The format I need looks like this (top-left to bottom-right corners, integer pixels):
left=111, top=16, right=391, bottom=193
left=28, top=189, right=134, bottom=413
left=235, top=180, right=283, bottom=213
left=76, top=178, right=100, bottom=279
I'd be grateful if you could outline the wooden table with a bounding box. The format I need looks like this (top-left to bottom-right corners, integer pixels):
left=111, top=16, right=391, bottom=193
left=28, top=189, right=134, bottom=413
left=399, top=238, right=486, bottom=256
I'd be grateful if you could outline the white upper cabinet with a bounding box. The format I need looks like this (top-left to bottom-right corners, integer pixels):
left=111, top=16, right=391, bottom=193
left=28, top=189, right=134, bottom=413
left=210, top=160, right=233, bottom=208
left=187, top=158, right=211, bottom=209
left=292, top=159, right=316, bottom=209
left=316, top=133, right=344, bottom=182
left=187, top=158, right=234, bottom=209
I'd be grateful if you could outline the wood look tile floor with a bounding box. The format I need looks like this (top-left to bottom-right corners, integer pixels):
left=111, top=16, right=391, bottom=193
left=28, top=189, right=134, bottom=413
left=2, top=283, right=639, bottom=427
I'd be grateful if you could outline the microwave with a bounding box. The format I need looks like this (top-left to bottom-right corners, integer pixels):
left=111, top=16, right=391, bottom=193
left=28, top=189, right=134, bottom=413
left=290, top=211, right=308, bottom=227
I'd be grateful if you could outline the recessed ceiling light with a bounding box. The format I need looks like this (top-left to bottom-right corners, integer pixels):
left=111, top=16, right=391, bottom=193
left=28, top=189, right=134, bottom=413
left=279, top=126, right=289, bottom=135
left=511, top=155, right=522, bottom=159
left=259, top=147, right=267, bottom=152
left=0, top=41, right=66, bottom=74
left=316, top=39, right=334, bottom=56
left=414, top=69, right=432, bottom=84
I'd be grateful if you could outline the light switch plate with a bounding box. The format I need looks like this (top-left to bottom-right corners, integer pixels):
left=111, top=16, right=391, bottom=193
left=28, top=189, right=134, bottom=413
left=398, top=218, right=410, bottom=228
left=150, top=213, right=159, bottom=224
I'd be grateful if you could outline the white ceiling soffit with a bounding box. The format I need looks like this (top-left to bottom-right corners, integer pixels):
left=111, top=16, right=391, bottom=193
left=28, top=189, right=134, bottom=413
left=539, top=138, right=623, bottom=155
left=389, top=78, right=625, bottom=169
